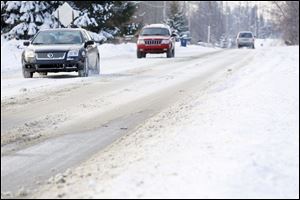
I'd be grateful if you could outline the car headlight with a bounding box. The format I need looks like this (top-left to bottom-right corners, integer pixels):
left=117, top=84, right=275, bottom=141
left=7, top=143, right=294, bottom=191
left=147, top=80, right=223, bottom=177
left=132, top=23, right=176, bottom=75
left=25, top=50, right=35, bottom=58
left=24, top=50, right=35, bottom=62
left=161, top=39, right=170, bottom=44
left=137, top=39, right=145, bottom=45
left=67, top=49, right=79, bottom=57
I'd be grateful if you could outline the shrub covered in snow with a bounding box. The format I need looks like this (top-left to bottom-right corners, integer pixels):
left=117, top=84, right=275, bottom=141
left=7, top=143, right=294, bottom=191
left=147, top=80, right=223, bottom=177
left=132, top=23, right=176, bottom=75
left=1, top=1, right=62, bottom=39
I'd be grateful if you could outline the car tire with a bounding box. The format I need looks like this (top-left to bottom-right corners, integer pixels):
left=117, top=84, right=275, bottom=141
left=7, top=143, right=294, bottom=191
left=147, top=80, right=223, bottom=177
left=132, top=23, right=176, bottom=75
left=94, top=55, right=100, bottom=75
left=167, top=48, right=173, bottom=58
left=137, top=51, right=143, bottom=59
left=172, top=48, right=175, bottom=57
left=23, top=68, right=33, bottom=78
left=78, top=57, right=89, bottom=77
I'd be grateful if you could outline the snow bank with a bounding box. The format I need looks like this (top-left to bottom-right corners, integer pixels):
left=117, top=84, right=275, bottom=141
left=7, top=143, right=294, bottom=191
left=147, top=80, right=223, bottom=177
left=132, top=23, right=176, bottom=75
left=255, top=38, right=284, bottom=48
left=99, top=42, right=136, bottom=58
left=1, top=37, right=24, bottom=76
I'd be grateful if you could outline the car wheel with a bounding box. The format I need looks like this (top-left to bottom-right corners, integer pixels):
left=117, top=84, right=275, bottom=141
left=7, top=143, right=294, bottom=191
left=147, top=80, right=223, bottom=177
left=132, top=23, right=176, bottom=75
left=95, top=55, right=100, bottom=75
left=137, top=51, right=143, bottom=59
left=78, top=57, right=89, bottom=77
left=143, top=53, right=146, bottom=58
left=23, top=68, right=33, bottom=78
left=172, top=48, right=175, bottom=57
left=167, top=48, right=173, bottom=58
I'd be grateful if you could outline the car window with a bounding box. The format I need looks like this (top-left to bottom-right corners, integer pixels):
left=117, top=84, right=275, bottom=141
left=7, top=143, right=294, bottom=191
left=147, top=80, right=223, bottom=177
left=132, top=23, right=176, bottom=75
left=239, top=33, right=253, bottom=38
left=140, top=28, right=170, bottom=36
left=32, top=31, right=83, bottom=45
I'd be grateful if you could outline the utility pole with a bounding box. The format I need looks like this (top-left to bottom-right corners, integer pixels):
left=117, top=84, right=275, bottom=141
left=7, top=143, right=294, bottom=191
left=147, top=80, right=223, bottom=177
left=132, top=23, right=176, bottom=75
left=208, top=2, right=212, bottom=43
left=163, top=1, right=166, bottom=21
left=187, top=1, right=191, bottom=32
left=208, top=25, right=211, bottom=43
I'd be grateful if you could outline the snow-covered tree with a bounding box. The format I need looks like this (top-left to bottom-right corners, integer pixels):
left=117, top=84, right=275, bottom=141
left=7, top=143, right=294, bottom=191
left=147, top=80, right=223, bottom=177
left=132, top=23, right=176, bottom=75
left=1, top=1, right=7, bottom=33
left=1, top=1, right=137, bottom=40
left=1, top=1, right=62, bottom=39
left=272, top=1, right=299, bottom=45
left=190, top=1, right=225, bottom=44
left=165, top=1, right=188, bottom=36
left=70, top=1, right=138, bottom=36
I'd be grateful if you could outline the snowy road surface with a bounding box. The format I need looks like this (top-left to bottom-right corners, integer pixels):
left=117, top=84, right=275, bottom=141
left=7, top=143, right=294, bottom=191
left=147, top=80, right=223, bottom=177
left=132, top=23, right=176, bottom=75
left=1, top=39, right=299, bottom=198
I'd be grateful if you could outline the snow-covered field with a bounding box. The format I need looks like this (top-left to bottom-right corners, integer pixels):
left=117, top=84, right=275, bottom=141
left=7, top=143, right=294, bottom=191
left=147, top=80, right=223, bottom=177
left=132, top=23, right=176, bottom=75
left=31, top=41, right=298, bottom=198
left=1, top=37, right=298, bottom=199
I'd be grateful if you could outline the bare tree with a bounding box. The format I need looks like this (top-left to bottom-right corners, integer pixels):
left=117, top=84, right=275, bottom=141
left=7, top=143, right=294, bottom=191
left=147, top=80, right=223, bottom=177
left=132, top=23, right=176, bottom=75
left=272, top=1, right=299, bottom=44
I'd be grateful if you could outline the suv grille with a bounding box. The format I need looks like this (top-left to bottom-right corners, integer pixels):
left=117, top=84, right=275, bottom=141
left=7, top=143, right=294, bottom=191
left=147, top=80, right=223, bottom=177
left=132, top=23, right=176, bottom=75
left=36, top=52, right=66, bottom=60
left=145, top=40, right=162, bottom=45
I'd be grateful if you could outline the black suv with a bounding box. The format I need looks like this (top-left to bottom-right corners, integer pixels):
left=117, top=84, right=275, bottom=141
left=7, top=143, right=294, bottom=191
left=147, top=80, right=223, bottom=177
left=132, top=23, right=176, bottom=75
left=22, top=28, right=100, bottom=78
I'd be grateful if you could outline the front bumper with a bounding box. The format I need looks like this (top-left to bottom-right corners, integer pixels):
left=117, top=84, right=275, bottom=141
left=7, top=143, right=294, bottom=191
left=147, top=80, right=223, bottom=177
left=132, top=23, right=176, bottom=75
left=23, top=57, right=85, bottom=73
left=137, top=44, right=171, bottom=53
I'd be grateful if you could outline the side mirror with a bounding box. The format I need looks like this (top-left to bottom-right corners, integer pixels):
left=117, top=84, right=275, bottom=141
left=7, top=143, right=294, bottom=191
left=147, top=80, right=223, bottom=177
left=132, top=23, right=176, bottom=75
left=23, top=41, right=30, bottom=46
left=84, top=40, right=94, bottom=48
left=171, top=33, right=177, bottom=37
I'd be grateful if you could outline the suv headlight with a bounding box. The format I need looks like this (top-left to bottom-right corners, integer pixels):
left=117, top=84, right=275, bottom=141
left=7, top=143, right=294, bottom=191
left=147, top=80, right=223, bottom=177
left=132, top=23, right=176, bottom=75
left=161, top=39, right=170, bottom=44
left=25, top=50, right=35, bottom=58
left=137, top=39, right=145, bottom=45
left=67, top=49, right=79, bottom=57
left=24, top=50, right=35, bottom=62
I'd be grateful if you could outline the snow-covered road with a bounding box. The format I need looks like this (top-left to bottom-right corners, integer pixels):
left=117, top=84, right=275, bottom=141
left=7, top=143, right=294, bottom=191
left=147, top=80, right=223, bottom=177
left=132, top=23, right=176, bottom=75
left=1, top=39, right=298, bottom=198
left=1, top=41, right=226, bottom=152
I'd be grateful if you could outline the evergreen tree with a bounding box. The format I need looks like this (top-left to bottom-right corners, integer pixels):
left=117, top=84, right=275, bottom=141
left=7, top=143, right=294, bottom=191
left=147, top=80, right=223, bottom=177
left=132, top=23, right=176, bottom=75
left=165, top=1, right=188, bottom=36
left=1, top=1, right=62, bottom=39
left=1, top=1, right=137, bottom=40
left=108, top=1, right=139, bottom=35
left=71, top=1, right=138, bottom=36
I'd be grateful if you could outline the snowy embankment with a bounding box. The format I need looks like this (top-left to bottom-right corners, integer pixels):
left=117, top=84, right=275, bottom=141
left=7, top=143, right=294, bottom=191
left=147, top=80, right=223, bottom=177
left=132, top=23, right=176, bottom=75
left=1, top=38, right=217, bottom=100
left=35, top=42, right=299, bottom=198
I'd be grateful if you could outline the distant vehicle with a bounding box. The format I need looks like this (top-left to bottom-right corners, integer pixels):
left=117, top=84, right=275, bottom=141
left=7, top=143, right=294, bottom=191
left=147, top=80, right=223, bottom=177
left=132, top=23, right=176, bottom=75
left=22, top=28, right=100, bottom=78
left=236, top=31, right=255, bottom=49
left=136, top=24, right=177, bottom=58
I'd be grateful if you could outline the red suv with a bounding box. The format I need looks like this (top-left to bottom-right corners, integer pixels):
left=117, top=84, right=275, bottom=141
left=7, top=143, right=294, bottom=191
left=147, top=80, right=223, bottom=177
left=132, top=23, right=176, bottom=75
left=137, top=24, right=176, bottom=58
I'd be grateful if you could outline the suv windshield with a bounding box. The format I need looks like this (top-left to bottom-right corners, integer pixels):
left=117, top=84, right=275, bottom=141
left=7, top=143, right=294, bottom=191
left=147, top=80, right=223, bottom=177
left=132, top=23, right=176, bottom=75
left=32, top=31, right=83, bottom=45
left=140, top=28, right=170, bottom=36
left=239, top=32, right=253, bottom=38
